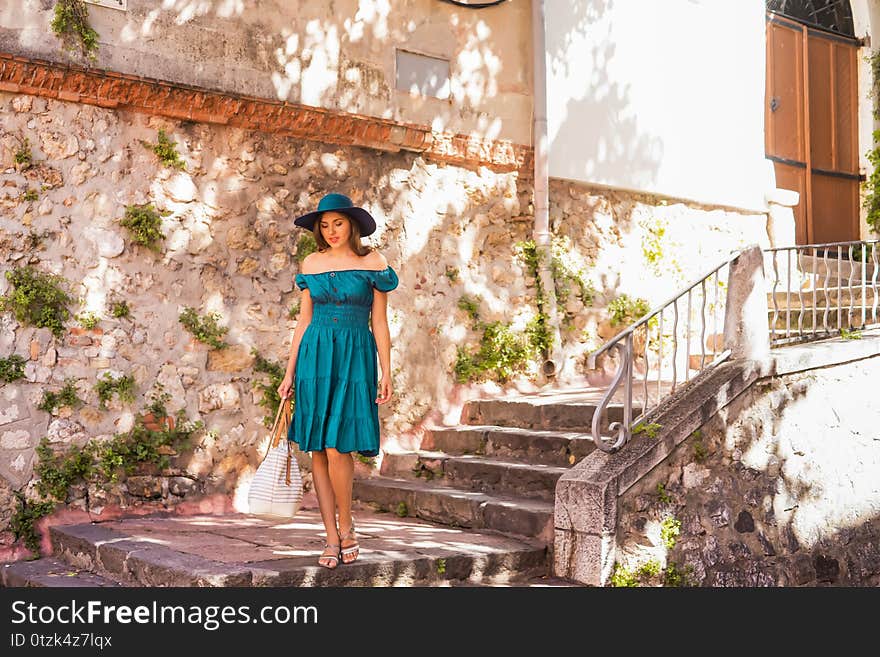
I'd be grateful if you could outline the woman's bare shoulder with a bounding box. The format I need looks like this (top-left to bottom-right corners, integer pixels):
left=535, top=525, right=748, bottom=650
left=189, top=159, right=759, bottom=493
left=366, top=250, right=389, bottom=269
left=300, top=252, right=325, bottom=274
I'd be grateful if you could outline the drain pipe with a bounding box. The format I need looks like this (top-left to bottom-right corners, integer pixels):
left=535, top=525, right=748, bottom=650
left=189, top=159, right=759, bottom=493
left=531, top=0, right=565, bottom=380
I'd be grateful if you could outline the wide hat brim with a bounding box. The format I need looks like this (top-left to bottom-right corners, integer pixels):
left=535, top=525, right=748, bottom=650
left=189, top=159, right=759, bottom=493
left=293, top=205, right=377, bottom=237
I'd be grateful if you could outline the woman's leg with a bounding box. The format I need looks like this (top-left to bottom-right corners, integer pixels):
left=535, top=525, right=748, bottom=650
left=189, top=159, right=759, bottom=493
left=326, top=448, right=358, bottom=562
left=311, top=450, right=339, bottom=567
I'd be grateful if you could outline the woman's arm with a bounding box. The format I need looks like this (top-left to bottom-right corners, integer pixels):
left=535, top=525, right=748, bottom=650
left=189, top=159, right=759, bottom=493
left=370, top=290, right=392, bottom=381
left=284, top=281, right=313, bottom=380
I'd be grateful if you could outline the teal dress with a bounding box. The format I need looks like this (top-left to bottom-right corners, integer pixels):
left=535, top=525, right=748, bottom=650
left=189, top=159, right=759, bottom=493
left=288, top=266, right=399, bottom=456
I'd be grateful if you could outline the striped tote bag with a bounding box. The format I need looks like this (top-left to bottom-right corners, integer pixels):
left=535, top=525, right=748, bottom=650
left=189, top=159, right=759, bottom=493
left=247, top=398, right=302, bottom=520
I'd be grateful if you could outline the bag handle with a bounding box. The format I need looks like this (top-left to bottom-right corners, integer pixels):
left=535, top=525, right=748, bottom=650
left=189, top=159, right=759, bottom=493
left=260, top=398, right=295, bottom=486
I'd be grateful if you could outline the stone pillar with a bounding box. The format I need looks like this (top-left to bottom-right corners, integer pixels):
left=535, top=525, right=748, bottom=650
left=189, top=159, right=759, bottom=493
left=723, top=245, right=770, bottom=361
left=766, top=188, right=800, bottom=248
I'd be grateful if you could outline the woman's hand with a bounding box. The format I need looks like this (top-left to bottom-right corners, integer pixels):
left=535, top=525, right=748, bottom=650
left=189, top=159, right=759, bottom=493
left=376, top=375, right=393, bottom=405
left=278, top=374, right=293, bottom=399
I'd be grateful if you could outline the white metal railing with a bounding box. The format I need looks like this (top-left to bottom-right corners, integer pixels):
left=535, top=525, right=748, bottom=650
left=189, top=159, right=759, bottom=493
left=586, top=240, right=880, bottom=453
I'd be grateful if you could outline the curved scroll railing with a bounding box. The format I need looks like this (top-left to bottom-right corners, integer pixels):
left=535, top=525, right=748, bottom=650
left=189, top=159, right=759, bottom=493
left=587, top=257, right=736, bottom=453
left=586, top=239, right=880, bottom=454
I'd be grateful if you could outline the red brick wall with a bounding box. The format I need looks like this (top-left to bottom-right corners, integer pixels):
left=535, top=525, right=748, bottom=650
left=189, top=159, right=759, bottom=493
left=0, top=53, right=533, bottom=175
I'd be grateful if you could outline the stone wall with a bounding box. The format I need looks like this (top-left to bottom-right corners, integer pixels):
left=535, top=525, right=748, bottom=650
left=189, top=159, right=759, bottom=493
left=615, top=355, right=880, bottom=586
left=0, top=89, right=769, bottom=555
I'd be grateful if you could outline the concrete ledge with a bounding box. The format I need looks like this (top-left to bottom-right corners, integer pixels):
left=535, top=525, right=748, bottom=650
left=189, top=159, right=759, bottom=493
left=0, top=52, right=532, bottom=174
left=553, top=330, right=880, bottom=585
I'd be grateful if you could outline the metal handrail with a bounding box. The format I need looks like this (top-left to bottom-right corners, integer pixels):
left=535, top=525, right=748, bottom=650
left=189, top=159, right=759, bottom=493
left=586, top=239, right=880, bottom=454
left=587, top=253, right=738, bottom=453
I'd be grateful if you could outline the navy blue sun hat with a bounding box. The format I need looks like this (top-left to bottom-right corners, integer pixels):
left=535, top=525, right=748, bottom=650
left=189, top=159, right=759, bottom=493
left=293, top=193, right=377, bottom=237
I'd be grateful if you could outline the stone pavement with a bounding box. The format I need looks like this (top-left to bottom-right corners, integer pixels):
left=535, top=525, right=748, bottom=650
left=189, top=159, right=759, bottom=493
left=2, top=493, right=577, bottom=587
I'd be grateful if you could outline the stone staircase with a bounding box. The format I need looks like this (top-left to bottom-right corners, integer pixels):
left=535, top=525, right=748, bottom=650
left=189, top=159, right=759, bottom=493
left=353, top=392, right=636, bottom=550
left=2, top=389, right=632, bottom=588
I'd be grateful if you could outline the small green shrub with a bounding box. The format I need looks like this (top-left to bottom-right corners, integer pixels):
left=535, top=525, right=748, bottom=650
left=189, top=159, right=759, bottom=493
left=0, top=354, right=27, bottom=383
left=14, top=137, right=33, bottom=170
left=119, top=204, right=167, bottom=252
left=288, top=301, right=301, bottom=320
left=179, top=307, right=229, bottom=349
left=22, top=189, right=38, bottom=203
left=608, top=294, right=652, bottom=327
left=864, top=131, right=880, bottom=234
left=663, top=561, right=694, bottom=587
left=656, top=482, right=672, bottom=505
left=633, top=422, right=662, bottom=439
left=453, top=319, right=531, bottom=384
left=444, top=266, right=459, bottom=282
left=296, top=233, right=318, bottom=261
left=94, top=372, right=136, bottom=410
left=143, top=129, right=186, bottom=170
left=0, top=266, right=74, bottom=338
left=395, top=501, right=408, bottom=517
left=110, top=300, right=130, bottom=318
left=76, top=311, right=100, bottom=329
left=840, top=327, right=862, bottom=340
left=9, top=492, right=56, bottom=556
left=50, top=0, right=99, bottom=61
left=37, top=377, right=82, bottom=413
left=356, top=454, right=376, bottom=467
left=251, top=349, right=286, bottom=428
left=436, top=558, right=447, bottom=575
left=660, top=516, right=682, bottom=550
left=457, top=296, right=481, bottom=323
left=34, top=438, right=95, bottom=502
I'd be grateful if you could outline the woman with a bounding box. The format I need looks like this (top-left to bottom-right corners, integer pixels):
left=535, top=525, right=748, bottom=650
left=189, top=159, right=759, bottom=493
left=278, top=193, right=399, bottom=569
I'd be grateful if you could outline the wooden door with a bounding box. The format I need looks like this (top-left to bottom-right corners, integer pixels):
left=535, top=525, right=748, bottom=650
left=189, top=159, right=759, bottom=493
left=765, top=12, right=860, bottom=244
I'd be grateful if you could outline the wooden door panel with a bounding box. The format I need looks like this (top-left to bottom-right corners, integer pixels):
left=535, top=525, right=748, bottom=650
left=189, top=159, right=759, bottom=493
left=808, top=37, right=834, bottom=171
left=811, top=173, right=859, bottom=244
left=833, top=41, right=858, bottom=174
left=766, top=20, right=805, bottom=162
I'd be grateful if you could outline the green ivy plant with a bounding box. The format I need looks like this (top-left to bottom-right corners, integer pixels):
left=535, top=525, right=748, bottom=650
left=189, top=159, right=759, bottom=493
left=453, top=295, right=531, bottom=384
left=141, top=129, right=186, bottom=170
left=296, top=233, right=318, bottom=261
left=76, top=311, right=100, bottom=329
left=179, top=307, right=229, bottom=349
left=50, top=0, right=99, bottom=61
left=515, top=240, right=555, bottom=352
left=13, top=136, right=33, bottom=171
left=37, top=377, right=83, bottom=413
left=608, top=294, right=652, bottom=327
left=14, top=387, right=205, bottom=555
left=119, top=204, right=168, bottom=252
left=9, top=492, right=56, bottom=557
left=251, top=349, right=286, bottom=428
left=0, top=266, right=74, bottom=338
left=660, top=516, right=682, bottom=550
left=0, top=354, right=27, bottom=383
left=633, top=422, right=662, bottom=439
left=110, top=300, right=131, bottom=318
left=94, top=372, right=136, bottom=410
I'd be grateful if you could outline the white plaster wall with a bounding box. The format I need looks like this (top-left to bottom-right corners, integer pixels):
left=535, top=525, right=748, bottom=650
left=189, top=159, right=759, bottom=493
left=546, top=0, right=769, bottom=212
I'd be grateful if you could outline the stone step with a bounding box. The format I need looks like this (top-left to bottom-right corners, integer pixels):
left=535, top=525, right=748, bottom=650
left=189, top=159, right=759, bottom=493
left=768, top=307, right=877, bottom=330
left=1, top=557, right=122, bottom=588
left=353, top=476, right=554, bottom=541
left=47, top=510, right=550, bottom=587
left=381, top=451, right=569, bottom=501
left=422, top=424, right=596, bottom=467
left=768, top=287, right=878, bottom=309
left=461, top=398, right=642, bottom=432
